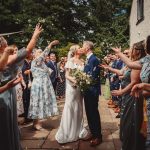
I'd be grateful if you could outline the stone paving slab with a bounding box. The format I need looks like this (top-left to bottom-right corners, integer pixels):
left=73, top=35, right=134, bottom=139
left=21, top=139, right=45, bottom=149
left=42, top=128, right=79, bottom=149
left=21, top=125, right=50, bottom=140
left=79, top=141, right=115, bottom=150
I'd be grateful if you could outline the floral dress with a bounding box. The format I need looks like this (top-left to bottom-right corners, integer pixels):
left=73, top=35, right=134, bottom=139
left=16, top=77, right=24, bottom=116
left=56, top=67, right=66, bottom=97
left=139, top=55, right=150, bottom=149
left=28, top=47, right=59, bottom=119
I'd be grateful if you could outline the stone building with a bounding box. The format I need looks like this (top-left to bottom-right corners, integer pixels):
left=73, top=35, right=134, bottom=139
left=130, top=0, right=150, bottom=46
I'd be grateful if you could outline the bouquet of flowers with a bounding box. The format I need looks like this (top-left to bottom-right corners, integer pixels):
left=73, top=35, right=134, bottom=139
left=71, top=68, right=94, bottom=93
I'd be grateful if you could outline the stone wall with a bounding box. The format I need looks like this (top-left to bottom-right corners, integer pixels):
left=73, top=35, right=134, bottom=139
left=130, top=0, right=150, bottom=46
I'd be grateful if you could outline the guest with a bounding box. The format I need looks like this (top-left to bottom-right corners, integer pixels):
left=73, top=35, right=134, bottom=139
left=22, top=54, right=33, bottom=122
left=11, top=45, right=25, bottom=116
left=16, top=71, right=25, bottom=116
left=56, top=61, right=66, bottom=99
left=64, top=56, right=68, bottom=63
left=0, top=38, right=14, bottom=70
left=0, top=24, right=42, bottom=150
left=57, top=57, right=64, bottom=84
left=103, top=56, right=112, bottom=101
left=28, top=40, right=59, bottom=130
left=108, top=54, right=122, bottom=109
left=47, top=52, right=59, bottom=91
left=112, top=36, right=150, bottom=150
left=111, top=43, right=146, bottom=150
left=45, top=55, right=50, bottom=64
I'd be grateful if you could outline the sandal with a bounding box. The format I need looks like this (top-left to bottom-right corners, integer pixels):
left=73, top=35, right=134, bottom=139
left=32, top=125, right=44, bottom=131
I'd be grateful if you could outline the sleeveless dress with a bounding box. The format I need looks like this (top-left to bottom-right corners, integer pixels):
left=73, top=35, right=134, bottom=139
left=28, top=47, right=58, bottom=119
left=120, top=69, right=145, bottom=150
left=55, top=59, right=88, bottom=143
left=0, top=48, right=27, bottom=150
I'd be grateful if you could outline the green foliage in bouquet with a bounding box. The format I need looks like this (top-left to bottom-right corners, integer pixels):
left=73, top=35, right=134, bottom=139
left=71, top=68, right=96, bottom=93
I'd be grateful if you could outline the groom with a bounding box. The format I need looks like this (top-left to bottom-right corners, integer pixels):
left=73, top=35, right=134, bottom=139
left=82, top=41, right=102, bottom=146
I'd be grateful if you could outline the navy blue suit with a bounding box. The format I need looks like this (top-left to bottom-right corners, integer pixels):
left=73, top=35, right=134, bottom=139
left=84, top=54, right=102, bottom=138
left=46, top=61, right=58, bottom=91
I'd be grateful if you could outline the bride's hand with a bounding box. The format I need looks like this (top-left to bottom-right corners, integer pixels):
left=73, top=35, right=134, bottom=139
left=72, top=80, right=77, bottom=88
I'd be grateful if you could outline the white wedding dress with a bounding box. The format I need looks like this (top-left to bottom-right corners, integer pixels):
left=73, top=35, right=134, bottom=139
left=55, top=59, right=88, bottom=143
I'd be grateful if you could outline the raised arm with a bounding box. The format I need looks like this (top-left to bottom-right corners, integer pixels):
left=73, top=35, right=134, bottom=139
left=101, top=64, right=124, bottom=76
left=41, top=40, right=59, bottom=58
left=7, top=24, right=43, bottom=64
left=26, top=24, right=43, bottom=55
left=111, top=47, right=142, bottom=70
left=34, top=40, right=59, bottom=64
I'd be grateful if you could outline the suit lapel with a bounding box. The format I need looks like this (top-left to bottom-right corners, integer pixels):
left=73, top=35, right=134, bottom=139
left=50, top=61, right=55, bottom=70
left=88, top=54, right=94, bottom=64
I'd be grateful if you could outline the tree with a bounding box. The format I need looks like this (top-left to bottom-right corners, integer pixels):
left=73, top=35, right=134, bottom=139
left=0, top=0, right=132, bottom=58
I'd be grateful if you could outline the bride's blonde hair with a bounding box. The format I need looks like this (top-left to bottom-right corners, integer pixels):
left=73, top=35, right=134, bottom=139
left=67, top=44, right=80, bottom=60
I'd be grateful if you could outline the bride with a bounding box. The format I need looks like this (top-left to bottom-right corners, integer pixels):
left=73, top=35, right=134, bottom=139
left=55, top=44, right=88, bottom=144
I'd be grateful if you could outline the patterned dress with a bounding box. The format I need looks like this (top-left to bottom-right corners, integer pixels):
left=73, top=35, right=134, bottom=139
left=56, top=67, right=65, bottom=97
left=139, top=55, right=150, bottom=149
left=28, top=47, right=59, bottom=119
left=16, top=80, right=24, bottom=116
left=0, top=48, right=27, bottom=150
left=120, top=69, right=145, bottom=150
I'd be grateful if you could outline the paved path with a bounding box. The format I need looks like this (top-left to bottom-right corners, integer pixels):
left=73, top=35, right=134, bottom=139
left=20, top=89, right=121, bottom=150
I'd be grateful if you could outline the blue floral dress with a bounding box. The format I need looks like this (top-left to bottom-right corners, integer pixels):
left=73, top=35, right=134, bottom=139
left=139, top=55, right=150, bottom=149
left=28, top=47, right=59, bottom=119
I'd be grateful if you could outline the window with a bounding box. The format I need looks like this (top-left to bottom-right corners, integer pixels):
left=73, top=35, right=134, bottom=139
left=137, top=0, right=144, bottom=24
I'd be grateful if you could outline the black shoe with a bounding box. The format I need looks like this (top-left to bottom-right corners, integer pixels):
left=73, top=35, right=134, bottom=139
left=24, top=118, right=33, bottom=124
left=116, top=113, right=120, bottom=118
left=18, top=113, right=25, bottom=117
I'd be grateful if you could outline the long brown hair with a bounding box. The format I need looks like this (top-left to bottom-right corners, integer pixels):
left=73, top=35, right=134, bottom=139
left=131, top=41, right=146, bottom=61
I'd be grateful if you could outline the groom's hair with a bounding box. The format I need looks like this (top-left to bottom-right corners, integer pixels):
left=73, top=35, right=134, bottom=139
left=83, top=41, right=94, bottom=51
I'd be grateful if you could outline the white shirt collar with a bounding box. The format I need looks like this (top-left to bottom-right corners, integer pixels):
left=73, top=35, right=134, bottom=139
left=86, top=52, right=93, bottom=60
